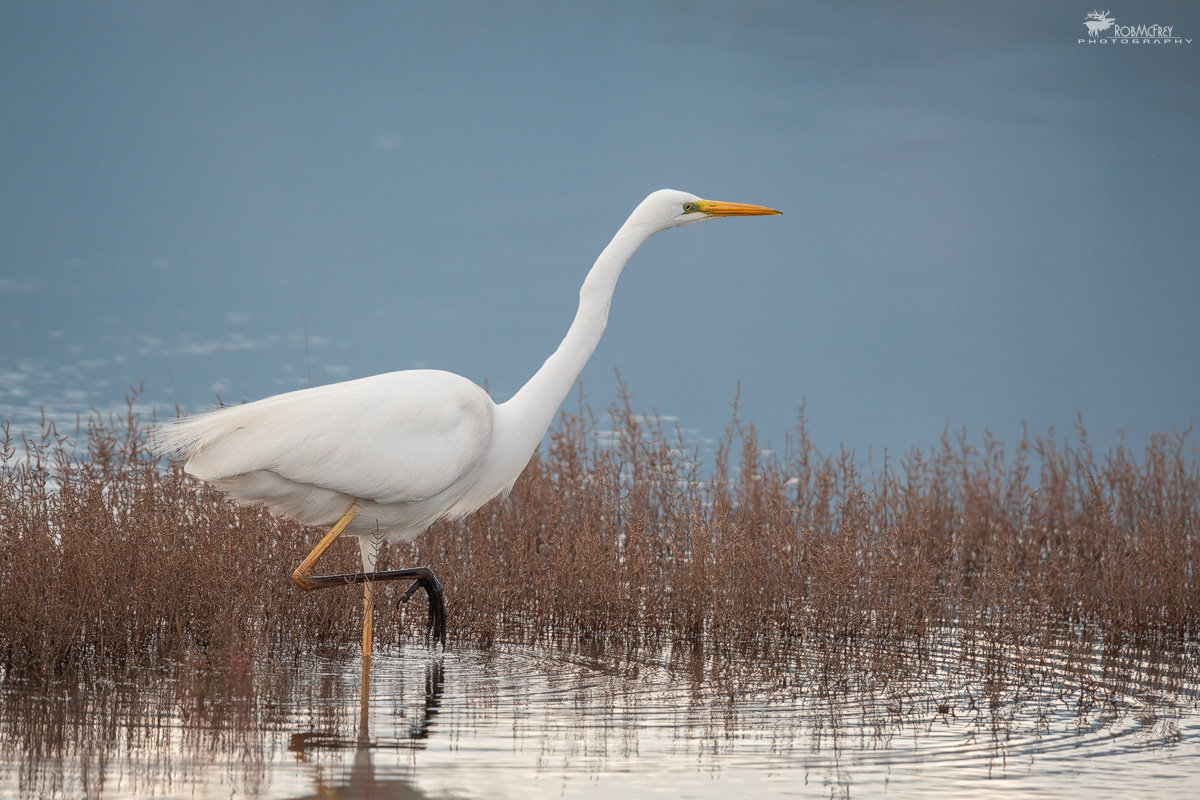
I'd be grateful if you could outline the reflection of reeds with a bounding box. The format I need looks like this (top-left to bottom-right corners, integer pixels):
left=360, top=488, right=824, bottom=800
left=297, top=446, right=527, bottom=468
left=1, top=386, right=1197, bottom=678
left=2, top=640, right=1193, bottom=799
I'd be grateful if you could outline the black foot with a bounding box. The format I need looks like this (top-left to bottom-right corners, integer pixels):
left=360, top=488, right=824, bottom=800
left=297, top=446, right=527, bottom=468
left=397, top=567, right=447, bottom=646
left=299, top=565, right=448, bottom=645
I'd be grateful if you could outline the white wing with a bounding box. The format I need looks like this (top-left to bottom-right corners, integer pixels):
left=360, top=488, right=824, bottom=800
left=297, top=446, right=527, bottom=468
left=157, top=370, right=494, bottom=505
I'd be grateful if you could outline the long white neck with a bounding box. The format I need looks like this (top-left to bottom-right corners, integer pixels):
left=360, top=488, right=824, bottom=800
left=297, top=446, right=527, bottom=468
left=499, top=212, right=656, bottom=444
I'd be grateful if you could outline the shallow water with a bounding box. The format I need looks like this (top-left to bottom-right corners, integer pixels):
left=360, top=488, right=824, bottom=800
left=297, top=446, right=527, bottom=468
left=3, top=632, right=1198, bottom=799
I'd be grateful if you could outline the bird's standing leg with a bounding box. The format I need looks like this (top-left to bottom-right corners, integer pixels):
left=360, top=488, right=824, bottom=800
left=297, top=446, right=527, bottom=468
left=361, top=579, right=374, bottom=709
left=289, top=503, right=447, bottom=645
left=359, top=532, right=379, bottom=709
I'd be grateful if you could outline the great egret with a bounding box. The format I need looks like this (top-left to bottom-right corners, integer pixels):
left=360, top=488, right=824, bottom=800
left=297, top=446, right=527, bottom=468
left=156, top=189, right=779, bottom=670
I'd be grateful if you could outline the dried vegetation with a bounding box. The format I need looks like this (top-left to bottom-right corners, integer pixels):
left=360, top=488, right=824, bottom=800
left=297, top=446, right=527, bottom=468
left=1, top=387, right=1197, bottom=680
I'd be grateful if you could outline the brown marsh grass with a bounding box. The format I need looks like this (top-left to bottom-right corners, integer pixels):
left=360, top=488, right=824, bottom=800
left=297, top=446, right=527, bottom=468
left=1, top=386, right=1197, bottom=682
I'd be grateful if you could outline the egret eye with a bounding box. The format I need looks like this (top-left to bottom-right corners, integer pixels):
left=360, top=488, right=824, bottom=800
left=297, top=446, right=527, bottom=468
left=682, top=202, right=699, bottom=214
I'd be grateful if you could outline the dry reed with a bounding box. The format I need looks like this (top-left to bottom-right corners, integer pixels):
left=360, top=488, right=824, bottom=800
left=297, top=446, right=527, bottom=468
left=1, top=385, right=1197, bottom=680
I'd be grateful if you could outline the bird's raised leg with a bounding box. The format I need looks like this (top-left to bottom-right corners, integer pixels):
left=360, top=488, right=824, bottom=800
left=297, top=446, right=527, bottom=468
left=396, top=568, right=447, bottom=645
left=290, top=504, right=378, bottom=707
left=315, top=566, right=446, bottom=646
left=291, top=504, right=360, bottom=591
left=289, top=504, right=446, bottom=645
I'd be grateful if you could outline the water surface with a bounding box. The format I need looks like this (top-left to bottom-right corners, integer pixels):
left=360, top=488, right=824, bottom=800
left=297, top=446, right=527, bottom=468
left=2, top=1, right=1198, bottom=455
left=4, top=631, right=1198, bottom=799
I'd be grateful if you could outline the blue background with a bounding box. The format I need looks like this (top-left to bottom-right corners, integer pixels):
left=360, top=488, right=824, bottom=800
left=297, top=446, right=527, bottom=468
left=2, top=1, right=1197, bottom=461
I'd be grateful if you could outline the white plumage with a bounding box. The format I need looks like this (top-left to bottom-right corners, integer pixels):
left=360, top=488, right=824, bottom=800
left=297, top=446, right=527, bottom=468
left=156, top=190, right=779, bottom=573
left=162, top=371, right=496, bottom=545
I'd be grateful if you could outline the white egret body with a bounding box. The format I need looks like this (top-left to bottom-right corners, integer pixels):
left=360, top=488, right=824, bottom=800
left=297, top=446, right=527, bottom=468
left=157, top=190, right=779, bottom=648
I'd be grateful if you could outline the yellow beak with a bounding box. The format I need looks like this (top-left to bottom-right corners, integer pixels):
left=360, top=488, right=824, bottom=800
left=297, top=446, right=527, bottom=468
left=698, top=200, right=781, bottom=217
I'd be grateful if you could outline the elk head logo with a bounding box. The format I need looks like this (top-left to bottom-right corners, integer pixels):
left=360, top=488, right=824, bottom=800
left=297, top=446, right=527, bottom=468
left=1084, top=10, right=1116, bottom=38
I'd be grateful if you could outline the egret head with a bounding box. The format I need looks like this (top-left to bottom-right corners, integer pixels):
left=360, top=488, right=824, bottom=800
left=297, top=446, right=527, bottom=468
left=637, top=189, right=781, bottom=231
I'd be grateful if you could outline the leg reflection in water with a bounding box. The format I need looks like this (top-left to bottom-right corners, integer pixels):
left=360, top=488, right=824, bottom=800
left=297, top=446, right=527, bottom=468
left=409, top=661, right=445, bottom=741
left=288, top=657, right=447, bottom=799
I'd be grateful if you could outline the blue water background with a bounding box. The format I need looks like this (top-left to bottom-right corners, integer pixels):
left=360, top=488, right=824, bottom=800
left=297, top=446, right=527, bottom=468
left=2, top=2, right=1197, bottom=460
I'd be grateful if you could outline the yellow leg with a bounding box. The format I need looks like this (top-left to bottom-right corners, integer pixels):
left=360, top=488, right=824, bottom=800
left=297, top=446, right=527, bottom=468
left=292, top=504, right=359, bottom=591
left=361, top=581, right=374, bottom=724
